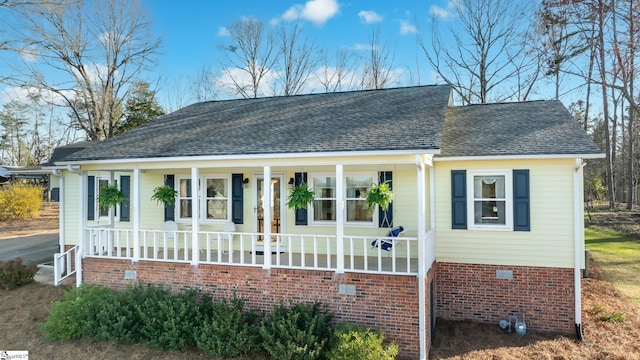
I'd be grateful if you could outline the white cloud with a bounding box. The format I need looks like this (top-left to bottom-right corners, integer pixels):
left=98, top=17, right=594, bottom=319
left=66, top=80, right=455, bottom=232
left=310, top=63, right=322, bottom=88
left=399, top=20, right=417, bottom=35
left=18, top=46, right=39, bottom=63
left=1, top=86, right=74, bottom=107
left=217, top=27, right=230, bottom=36
left=279, top=0, right=339, bottom=26
left=358, top=10, right=383, bottom=24
left=352, top=43, right=373, bottom=51
left=430, top=1, right=459, bottom=20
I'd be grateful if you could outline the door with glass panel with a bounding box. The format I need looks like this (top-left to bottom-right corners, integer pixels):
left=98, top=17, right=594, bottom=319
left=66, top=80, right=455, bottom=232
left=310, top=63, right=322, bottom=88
left=253, top=175, right=285, bottom=252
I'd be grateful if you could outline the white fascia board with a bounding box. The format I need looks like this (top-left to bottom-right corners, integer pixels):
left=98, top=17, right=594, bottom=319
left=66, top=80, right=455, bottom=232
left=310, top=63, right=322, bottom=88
left=57, top=149, right=441, bottom=166
left=434, top=153, right=606, bottom=162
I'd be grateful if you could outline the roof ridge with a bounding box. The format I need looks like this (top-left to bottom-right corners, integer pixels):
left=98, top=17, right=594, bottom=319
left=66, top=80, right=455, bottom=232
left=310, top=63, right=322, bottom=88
left=193, top=84, right=451, bottom=105
left=451, top=99, right=553, bottom=109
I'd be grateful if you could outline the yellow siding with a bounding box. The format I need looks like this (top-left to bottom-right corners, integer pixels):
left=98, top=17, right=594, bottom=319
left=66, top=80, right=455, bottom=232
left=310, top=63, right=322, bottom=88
left=434, top=158, right=578, bottom=268
left=62, top=173, right=81, bottom=246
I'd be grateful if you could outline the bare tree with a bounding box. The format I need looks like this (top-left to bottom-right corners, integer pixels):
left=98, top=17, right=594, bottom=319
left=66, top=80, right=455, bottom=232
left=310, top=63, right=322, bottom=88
left=272, top=22, right=320, bottom=96
left=419, top=0, right=535, bottom=105
left=4, top=0, right=160, bottom=141
left=359, top=28, right=397, bottom=90
left=189, top=66, right=218, bottom=103
left=217, top=18, right=280, bottom=98
left=316, top=48, right=357, bottom=92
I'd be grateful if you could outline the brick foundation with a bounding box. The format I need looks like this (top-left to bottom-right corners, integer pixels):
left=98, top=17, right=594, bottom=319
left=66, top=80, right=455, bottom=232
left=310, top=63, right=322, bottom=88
left=435, top=262, right=576, bottom=334
left=83, top=258, right=436, bottom=359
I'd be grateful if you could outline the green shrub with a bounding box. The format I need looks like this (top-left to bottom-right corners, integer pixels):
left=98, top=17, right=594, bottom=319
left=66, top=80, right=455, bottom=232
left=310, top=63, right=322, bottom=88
left=260, top=302, right=333, bottom=360
left=42, top=285, right=116, bottom=340
left=601, top=311, right=625, bottom=324
left=0, top=183, right=43, bottom=221
left=0, top=258, right=38, bottom=290
left=195, top=298, right=262, bottom=358
left=136, top=288, right=200, bottom=350
left=327, top=324, right=398, bottom=360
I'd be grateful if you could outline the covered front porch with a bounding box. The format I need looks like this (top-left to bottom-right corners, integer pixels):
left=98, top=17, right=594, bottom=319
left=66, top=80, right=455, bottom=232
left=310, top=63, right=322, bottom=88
left=56, top=154, right=437, bottom=281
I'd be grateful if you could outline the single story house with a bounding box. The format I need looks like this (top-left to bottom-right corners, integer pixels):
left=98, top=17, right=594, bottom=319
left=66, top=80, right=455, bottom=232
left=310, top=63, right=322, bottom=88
left=45, top=85, right=603, bottom=359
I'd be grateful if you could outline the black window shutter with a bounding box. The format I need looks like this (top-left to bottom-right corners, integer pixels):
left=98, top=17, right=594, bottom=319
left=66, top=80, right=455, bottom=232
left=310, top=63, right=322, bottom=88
left=120, top=175, right=130, bottom=222
left=451, top=170, right=467, bottom=229
left=87, top=175, right=95, bottom=221
left=294, top=172, right=308, bottom=225
left=164, top=175, right=175, bottom=222
left=513, top=169, right=530, bottom=231
left=232, top=174, right=244, bottom=224
left=378, top=171, right=393, bottom=228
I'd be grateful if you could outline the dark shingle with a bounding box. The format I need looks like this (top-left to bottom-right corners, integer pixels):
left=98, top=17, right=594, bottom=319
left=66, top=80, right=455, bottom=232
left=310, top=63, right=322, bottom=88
left=63, top=85, right=452, bottom=162
left=439, top=100, right=603, bottom=157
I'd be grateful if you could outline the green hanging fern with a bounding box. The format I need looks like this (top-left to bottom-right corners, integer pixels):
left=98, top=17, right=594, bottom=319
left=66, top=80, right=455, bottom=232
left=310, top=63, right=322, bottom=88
left=151, top=185, right=178, bottom=205
left=97, top=184, right=126, bottom=211
left=287, top=183, right=315, bottom=210
left=366, top=180, right=394, bottom=211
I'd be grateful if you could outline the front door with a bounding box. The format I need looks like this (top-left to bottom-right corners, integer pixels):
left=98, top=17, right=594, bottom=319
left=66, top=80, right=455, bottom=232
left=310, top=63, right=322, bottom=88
left=254, top=174, right=285, bottom=251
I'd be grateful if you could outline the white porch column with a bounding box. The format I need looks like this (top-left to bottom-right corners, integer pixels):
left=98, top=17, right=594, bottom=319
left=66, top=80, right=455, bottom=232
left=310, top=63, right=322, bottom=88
left=191, top=167, right=199, bottom=265
left=108, top=171, right=115, bottom=226
left=263, top=166, right=272, bottom=269
left=132, top=168, right=141, bottom=262
left=416, top=155, right=427, bottom=360
left=429, top=166, right=436, bottom=265
left=78, top=171, right=87, bottom=287
left=58, top=173, right=65, bottom=253
left=335, top=164, right=344, bottom=273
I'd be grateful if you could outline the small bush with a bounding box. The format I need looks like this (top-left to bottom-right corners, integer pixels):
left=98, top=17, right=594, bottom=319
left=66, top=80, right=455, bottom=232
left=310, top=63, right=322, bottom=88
left=0, top=183, right=43, bottom=221
left=136, top=288, right=201, bottom=350
left=327, top=324, right=398, bottom=360
left=0, top=258, right=38, bottom=290
left=601, top=311, right=625, bottom=324
left=260, top=302, right=333, bottom=360
left=195, top=297, right=262, bottom=358
left=591, top=303, right=606, bottom=314
left=42, top=284, right=116, bottom=340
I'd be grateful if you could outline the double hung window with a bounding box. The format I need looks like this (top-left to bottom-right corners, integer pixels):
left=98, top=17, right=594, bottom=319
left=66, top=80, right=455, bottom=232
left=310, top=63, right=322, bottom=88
left=177, top=176, right=230, bottom=221
left=467, top=170, right=512, bottom=230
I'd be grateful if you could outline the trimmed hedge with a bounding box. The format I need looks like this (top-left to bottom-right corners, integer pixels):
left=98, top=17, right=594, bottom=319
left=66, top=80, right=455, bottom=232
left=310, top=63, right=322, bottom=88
left=42, top=284, right=398, bottom=358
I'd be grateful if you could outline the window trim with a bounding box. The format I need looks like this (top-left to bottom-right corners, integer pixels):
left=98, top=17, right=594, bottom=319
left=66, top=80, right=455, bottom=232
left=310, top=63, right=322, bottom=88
left=466, top=170, right=513, bottom=231
left=176, top=175, right=232, bottom=223
left=95, top=177, right=120, bottom=222
left=308, top=172, right=378, bottom=227
left=345, top=172, right=377, bottom=227
left=202, top=175, right=232, bottom=222
left=176, top=176, right=194, bottom=221
left=309, top=173, right=337, bottom=225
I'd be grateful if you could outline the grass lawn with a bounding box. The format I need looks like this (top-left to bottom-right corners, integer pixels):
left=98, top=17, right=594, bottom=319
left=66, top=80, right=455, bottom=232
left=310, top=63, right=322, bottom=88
left=585, top=226, right=640, bottom=308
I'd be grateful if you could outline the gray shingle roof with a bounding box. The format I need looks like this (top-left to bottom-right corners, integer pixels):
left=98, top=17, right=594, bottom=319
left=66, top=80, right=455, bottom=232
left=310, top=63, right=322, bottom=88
left=438, top=100, right=603, bottom=157
left=63, top=85, right=452, bottom=162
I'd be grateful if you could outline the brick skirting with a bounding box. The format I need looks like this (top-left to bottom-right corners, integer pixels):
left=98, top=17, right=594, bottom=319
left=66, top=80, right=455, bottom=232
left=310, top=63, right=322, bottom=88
left=82, top=258, right=436, bottom=359
left=435, top=262, right=576, bottom=335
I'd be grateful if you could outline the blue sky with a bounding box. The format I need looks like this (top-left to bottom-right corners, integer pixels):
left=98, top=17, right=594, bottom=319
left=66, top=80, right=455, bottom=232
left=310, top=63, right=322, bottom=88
left=149, top=0, right=437, bottom=105
left=1, top=0, right=582, bottom=112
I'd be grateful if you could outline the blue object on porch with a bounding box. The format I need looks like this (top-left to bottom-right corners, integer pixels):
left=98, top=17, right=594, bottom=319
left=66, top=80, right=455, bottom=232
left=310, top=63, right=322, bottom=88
left=371, top=226, right=405, bottom=251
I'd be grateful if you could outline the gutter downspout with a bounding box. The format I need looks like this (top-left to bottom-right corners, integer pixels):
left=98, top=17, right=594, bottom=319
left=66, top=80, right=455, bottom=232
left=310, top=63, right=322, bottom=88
left=574, top=158, right=585, bottom=341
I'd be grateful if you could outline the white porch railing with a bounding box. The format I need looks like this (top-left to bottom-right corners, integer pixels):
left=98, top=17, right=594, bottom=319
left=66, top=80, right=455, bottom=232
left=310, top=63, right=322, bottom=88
left=83, top=227, right=422, bottom=275
left=54, top=244, right=80, bottom=286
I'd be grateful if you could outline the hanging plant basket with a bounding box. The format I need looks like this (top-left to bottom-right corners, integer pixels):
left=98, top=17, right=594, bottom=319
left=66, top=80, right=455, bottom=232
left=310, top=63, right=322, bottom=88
left=366, top=180, right=394, bottom=211
left=98, top=184, right=126, bottom=211
left=151, top=185, right=178, bottom=206
left=287, top=183, right=315, bottom=210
